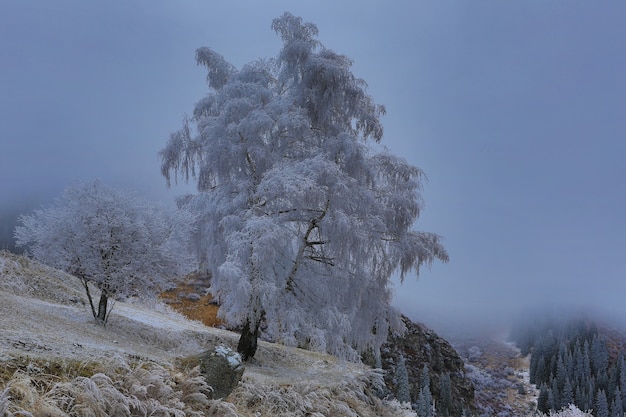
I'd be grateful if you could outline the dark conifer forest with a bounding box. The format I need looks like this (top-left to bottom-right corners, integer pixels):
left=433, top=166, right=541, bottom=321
left=511, top=316, right=626, bottom=417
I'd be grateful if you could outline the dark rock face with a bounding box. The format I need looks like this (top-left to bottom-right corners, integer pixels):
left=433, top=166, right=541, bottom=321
left=367, top=316, right=476, bottom=416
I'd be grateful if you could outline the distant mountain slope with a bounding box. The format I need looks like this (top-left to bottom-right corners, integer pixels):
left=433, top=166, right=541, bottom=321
left=0, top=251, right=415, bottom=416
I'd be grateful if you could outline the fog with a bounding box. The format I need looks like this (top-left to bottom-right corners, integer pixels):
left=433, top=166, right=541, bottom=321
left=2, top=1, right=626, bottom=335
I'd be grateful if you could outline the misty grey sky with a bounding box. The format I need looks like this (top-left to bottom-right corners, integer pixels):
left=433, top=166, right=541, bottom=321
left=2, top=1, right=625, bottom=330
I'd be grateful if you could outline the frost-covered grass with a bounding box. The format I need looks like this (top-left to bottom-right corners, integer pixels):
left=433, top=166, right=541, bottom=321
left=0, top=249, right=85, bottom=305
left=1, top=251, right=588, bottom=417
left=0, top=251, right=416, bottom=416
left=0, top=358, right=229, bottom=417
left=0, top=355, right=414, bottom=417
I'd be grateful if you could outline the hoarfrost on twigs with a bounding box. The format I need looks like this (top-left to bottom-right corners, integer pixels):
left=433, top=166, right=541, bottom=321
left=160, top=12, right=448, bottom=361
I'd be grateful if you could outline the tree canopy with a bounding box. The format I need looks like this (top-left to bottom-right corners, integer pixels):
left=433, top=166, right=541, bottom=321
left=160, top=12, right=448, bottom=360
left=15, top=180, right=194, bottom=324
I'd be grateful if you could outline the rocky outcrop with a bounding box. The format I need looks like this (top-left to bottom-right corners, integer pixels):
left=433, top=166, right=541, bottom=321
left=366, top=315, right=476, bottom=416
left=180, top=345, right=245, bottom=399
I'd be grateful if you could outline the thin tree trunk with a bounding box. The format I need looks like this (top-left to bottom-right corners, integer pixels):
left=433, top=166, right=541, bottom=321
left=81, top=278, right=99, bottom=320
left=237, top=318, right=260, bottom=361
left=96, top=292, right=108, bottom=324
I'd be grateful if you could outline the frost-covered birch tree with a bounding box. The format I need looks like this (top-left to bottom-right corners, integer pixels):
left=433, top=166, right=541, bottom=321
left=15, top=181, right=195, bottom=324
left=160, top=12, right=448, bottom=361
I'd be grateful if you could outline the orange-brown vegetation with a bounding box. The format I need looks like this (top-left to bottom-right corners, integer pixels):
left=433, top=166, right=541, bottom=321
left=159, top=273, right=222, bottom=327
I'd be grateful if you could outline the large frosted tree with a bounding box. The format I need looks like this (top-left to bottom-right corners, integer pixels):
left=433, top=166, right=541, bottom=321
left=15, top=181, right=194, bottom=324
left=160, top=13, right=448, bottom=360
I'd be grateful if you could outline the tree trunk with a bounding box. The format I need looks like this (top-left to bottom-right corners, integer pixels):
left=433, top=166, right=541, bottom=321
left=237, top=319, right=260, bottom=361
left=81, top=278, right=98, bottom=321
left=97, top=292, right=108, bottom=324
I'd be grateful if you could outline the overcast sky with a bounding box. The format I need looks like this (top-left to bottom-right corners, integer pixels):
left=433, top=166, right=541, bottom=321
left=2, top=1, right=625, bottom=332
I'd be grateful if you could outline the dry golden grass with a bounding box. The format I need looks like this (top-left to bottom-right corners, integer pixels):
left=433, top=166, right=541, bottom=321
left=0, top=356, right=109, bottom=387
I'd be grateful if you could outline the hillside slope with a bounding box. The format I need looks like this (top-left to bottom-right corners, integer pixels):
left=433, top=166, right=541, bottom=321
left=0, top=251, right=414, bottom=416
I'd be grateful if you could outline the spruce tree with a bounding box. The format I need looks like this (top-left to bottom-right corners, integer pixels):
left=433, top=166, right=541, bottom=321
left=439, top=373, right=452, bottom=416
left=611, top=387, right=623, bottom=417
left=574, top=341, right=585, bottom=383
left=416, top=365, right=434, bottom=417
left=596, top=389, right=609, bottom=417
left=551, top=377, right=562, bottom=411
left=536, top=357, right=548, bottom=386
left=538, top=383, right=550, bottom=414
left=608, top=365, right=618, bottom=402
left=620, top=361, right=626, bottom=411
left=576, top=384, right=586, bottom=411
left=592, top=336, right=609, bottom=376
left=395, top=354, right=411, bottom=404
left=530, top=349, right=539, bottom=384
left=557, top=355, right=568, bottom=390
left=562, top=378, right=574, bottom=408
left=586, top=377, right=597, bottom=412
left=583, top=341, right=592, bottom=380
left=566, top=350, right=575, bottom=382
left=548, top=389, right=557, bottom=412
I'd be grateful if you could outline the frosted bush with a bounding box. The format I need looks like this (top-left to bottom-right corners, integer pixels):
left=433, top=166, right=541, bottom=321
left=532, top=403, right=592, bottom=417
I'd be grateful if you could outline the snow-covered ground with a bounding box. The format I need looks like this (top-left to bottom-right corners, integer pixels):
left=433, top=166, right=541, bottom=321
left=0, top=250, right=415, bottom=416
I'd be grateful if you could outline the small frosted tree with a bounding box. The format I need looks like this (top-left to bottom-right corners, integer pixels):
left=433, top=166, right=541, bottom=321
left=15, top=181, right=194, bottom=324
left=416, top=365, right=435, bottom=417
left=160, top=12, right=448, bottom=360
left=395, top=353, right=411, bottom=404
left=534, top=404, right=593, bottom=417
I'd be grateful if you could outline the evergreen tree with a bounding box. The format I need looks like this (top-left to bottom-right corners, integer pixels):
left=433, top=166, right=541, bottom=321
left=536, top=357, right=548, bottom=386
left=619, top=357, right=626, bottom=410
left=538, top=383, right=550, bottom=414
left=596, top=389, right=609, bottom=417
left=574, top=385, right=589, bottom=410
left=551, top=377, right=562, bottom=411
left=587, top=377, right=597, bottom=412
left=549, top=389, right=557, bottom=412
left=416, top=388, right=435, bottom=417
left=559, top=341, right=568, bottom=364
left=608, top=365, right=618, bottom=402
left=530, top=348, right=539, bottom=384
left=416, top=365, right=435, bottom=417
left=592, top=336, right=609, bottom=376
left=439, top=373, right=452, bottom=417
left=597, top=369, right=609, bottom=395
left=574, top=341, right=585, bottom=383
left=395, top=354, right=411, bottom=404
left=611, top=387, right=623, bottom=417
left=583, top=341, right=592, bottom=380
left=557, top=355, right=568, bottom=390
left=562, top=378, right=574, bottom=408
left=420, top=365, right=431, bottom=391
left=566, top=350, right=575, bottom=383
